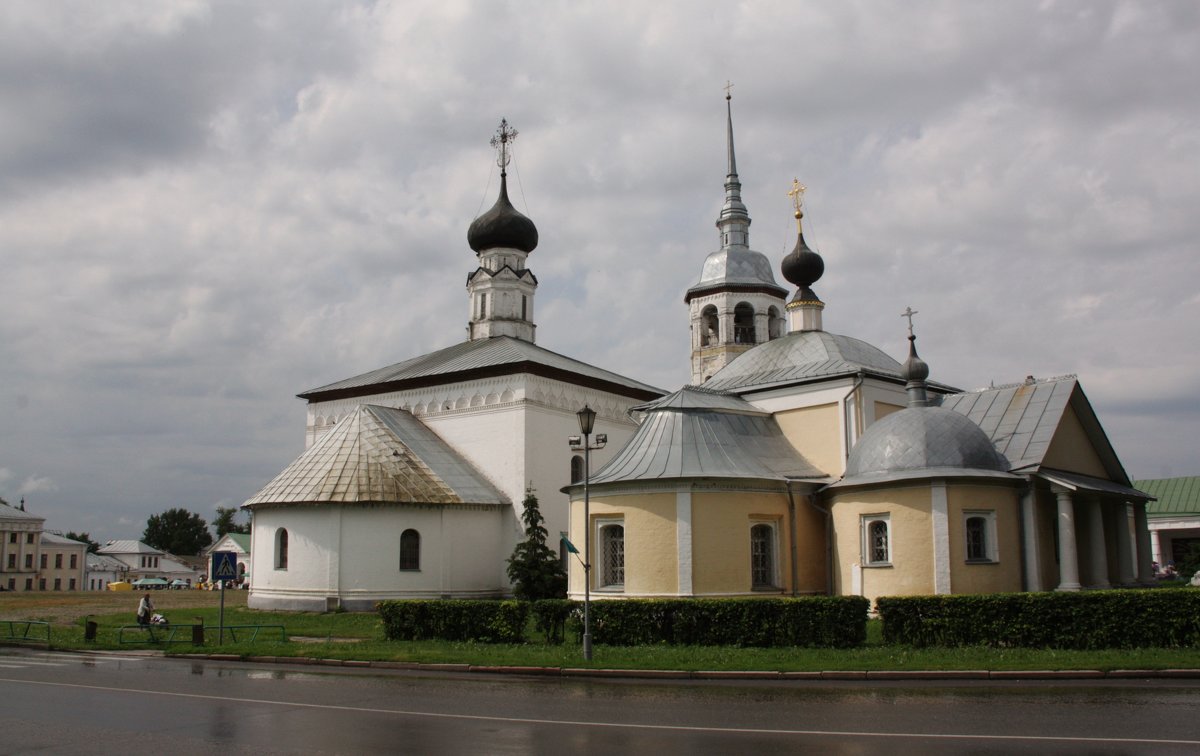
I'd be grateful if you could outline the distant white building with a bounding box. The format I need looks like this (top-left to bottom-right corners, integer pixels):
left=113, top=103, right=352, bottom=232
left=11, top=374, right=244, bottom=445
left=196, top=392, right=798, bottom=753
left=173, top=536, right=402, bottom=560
left=97, top=540, right=203, bottom=586
left=38, top=532, right=87, bottom=592
left=205, top=533, right=251, bottom=583
left=86, top=552, right=129, bottom=590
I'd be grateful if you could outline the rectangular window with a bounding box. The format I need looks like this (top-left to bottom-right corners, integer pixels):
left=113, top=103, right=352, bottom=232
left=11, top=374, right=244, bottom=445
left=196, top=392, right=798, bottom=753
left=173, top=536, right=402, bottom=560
left=26, top=533, right=33, bottom=544
left=41, top=554, right=47, bottom=569
left=597, top=519, right=625, bottom=590
left=38, top=578, right=46, bottom=591
left=964, top=511, right=998, bottom=563
left=53, top=578, right=61, bottom=591
left=70, top=554, right=77, bottom=569
left=69, top=578, right=76, bottom=590
left=6, top=578, right=13, bottom=590
left=862, top=514, right=892, bottom=567
left=750, top=522, right=779, bottom=589
left=6, top=554, right=14, bottom=569
left=8, top=533, right=15, bottom=543
left=24, top=579, right=32, bottom=591
left=55, top=554, right=63, bottom=569
left=25, top=554, right=33, bottom=569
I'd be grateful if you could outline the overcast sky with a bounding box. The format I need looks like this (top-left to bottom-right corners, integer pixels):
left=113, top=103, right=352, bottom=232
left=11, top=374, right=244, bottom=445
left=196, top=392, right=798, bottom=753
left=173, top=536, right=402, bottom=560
left=1, top=1, right=1197, bottom=543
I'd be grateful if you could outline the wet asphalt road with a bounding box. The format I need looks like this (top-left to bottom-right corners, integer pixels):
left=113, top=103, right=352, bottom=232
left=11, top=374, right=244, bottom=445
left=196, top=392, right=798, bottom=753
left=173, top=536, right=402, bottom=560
left=0, top=648, right=1198, bottom=755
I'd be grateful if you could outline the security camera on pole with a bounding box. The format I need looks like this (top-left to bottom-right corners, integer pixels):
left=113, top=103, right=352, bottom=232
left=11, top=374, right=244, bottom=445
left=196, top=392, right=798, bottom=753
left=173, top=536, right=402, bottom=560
left=568, top=404, right=606, bottom=661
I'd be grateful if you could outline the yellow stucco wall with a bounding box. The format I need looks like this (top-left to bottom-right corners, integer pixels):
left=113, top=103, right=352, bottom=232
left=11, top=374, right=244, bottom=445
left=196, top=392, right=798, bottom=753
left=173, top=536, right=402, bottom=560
left=873, top=401, right=904, bottom=421
left=567, top=492, right=678, bottom=597
left=946, top=484, right=1022, bottom=594
left=1042, top=405, right=1109, bottom=479
left=775, top=403, right=842, bottom=476
left=692, top=491, right=793, bottom=595
left=829, top=486, right=933, bottom=604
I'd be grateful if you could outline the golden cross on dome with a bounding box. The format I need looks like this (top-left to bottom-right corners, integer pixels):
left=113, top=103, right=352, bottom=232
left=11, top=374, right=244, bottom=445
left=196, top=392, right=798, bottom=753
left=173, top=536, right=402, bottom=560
left=490, top=118, right=518, bottom=172
left=901, top=306, right=919, bottom=338
left=788, top=178, right=806, bottom=231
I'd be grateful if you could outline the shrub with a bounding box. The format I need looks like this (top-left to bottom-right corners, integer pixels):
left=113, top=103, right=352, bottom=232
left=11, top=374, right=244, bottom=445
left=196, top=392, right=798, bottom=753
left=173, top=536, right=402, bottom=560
left=530, top=599, right=575, bottom=644
left=574, top=597, right=869, bottom=648
left=877, top=589, right=1200, bottom=649
left=377, top=600, right=529, bottom=643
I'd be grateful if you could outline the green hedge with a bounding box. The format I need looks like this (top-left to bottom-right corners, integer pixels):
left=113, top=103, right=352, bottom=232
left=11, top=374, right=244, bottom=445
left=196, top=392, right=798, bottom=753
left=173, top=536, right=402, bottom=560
left=377, top=599, right=529, bottom=643
left=577, top=597, right=870, bottom=648
left=877, top=589, right=1200, bottom=649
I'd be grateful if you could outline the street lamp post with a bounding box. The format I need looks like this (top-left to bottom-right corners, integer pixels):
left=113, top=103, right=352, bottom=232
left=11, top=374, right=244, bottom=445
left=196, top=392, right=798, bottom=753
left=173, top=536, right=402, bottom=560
left=570, top=404, right=605, bottom=661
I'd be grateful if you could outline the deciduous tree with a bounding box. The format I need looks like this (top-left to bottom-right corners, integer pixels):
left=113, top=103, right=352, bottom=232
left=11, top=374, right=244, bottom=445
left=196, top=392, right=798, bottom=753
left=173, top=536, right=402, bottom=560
left=213, top=506, right=250, bottom=537
left=64, top=531, right=100, bottom=553
left=143, top=508, right=213, bottom=556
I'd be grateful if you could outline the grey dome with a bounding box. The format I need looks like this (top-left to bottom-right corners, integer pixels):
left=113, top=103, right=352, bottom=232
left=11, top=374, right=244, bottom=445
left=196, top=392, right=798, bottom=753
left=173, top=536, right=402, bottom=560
left=704, top=330, right=902, bottom=392
left=687, top=247, right=786, bottom=297
left=844, top=406, right=1010, bottom=480
left=467, top=174, right=538, bottom=254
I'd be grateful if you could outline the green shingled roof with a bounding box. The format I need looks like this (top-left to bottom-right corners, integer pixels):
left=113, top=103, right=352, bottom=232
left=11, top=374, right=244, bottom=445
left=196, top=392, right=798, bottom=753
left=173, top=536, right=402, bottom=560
left=1135, top=477, right=1200, bottom=517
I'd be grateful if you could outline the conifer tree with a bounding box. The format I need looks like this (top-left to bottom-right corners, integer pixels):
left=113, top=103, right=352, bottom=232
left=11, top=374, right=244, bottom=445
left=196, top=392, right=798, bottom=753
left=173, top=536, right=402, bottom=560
left=506, top=489, right=567, bottom=600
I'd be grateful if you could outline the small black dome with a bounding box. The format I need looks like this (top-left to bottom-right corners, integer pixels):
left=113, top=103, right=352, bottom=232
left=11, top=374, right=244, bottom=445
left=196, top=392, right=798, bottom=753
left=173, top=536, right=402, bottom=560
left=780, top=230, right=824, bottom=296
left=467, top=174, right=538, bottom=254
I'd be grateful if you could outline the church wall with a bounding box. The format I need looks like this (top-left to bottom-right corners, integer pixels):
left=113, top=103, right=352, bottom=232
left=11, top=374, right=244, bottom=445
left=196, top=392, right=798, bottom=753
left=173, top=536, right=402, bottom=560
left=829, top=486, right=934, bottom=605
left=1034, top=487, right=1063, bottom=590
left=873, top=401, right=904, bottom=421
left=249, top=504, right=505, bottom=611
left=774, top=403, right=842, bottom=477
left=1042, top=405, right=1110, bottom=479
left=691, top=490, right=792, bottom=595
left=567, top=491, right=678, bottom=598
left=946, top=484, right=1023, bottom=594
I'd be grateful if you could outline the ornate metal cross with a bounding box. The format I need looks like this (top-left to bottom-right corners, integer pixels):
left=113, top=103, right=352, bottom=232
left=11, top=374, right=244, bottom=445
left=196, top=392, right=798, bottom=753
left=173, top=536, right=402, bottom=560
left=901, top=306, right=919, bottom=338
left=490, top=118, right=518, bottom=171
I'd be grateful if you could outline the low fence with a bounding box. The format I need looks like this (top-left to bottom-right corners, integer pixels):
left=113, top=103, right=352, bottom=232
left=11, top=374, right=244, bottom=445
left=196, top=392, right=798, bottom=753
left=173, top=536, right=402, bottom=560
left=1, top=620, right=50, bottom=646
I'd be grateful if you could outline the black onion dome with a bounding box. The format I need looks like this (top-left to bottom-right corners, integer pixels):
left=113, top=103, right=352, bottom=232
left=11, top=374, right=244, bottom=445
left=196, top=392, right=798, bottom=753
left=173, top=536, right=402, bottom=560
left=467, top=174, right=538, bottom=253
left=780, top=230, right=824, bottom=303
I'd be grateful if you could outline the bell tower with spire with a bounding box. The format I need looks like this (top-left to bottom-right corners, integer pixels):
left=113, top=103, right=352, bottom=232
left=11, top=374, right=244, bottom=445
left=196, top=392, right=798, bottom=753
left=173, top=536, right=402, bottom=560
left=466, top=119, right=539, bottom=343
left=685, top=87, right=787, bottom=384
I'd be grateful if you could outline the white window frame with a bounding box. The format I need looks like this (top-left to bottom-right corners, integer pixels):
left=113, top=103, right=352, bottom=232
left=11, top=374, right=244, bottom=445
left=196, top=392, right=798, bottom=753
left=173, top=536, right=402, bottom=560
left=749, top=520, right=780, bottom=590
left=595, top=517, right=625, bottom=591
left=963, top=510, right=999, bottom=563
left=862, top=514, right=892, bottom=567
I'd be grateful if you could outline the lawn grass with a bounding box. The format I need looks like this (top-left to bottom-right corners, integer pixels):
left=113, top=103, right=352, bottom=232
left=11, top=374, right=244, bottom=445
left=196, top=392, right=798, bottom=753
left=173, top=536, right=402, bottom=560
left=5, top=591, right=1200, bottom=672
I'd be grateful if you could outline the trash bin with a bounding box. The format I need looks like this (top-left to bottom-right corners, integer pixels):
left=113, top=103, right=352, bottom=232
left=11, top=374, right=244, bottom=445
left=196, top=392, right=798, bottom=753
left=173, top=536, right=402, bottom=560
left=192, top=623, right=205, bottom=646
left=84, top=620, right=98, bottom=642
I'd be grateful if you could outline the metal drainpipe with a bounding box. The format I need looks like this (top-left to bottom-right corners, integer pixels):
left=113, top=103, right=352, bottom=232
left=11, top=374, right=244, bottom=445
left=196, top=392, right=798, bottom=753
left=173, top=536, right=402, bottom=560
left=787, top=481, right=835, bottom=596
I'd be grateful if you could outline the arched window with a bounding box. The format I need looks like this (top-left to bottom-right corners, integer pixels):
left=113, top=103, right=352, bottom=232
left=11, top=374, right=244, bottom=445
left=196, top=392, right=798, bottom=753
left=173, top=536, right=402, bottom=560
left=570, top=455, right=584, bottom=484
left=750, top=523, right=776, bottom=588
left=599, top=522, right=624, bottom=588
left=275, top=528, right=289, bottom=570
left=521, top=295, right=528, bottom=321
left=767, top=306, right=782, bottom=339
left=733, top=302, right=755, bottom=344
left=400, top=529, right=420, bottom=571
left=700, top=305, right=719, bottom=346
left=964, top=511, right=996, bottom=562
left=479, top=293, right=488, bottom=319
left=863, top=516, right=890, bottom=566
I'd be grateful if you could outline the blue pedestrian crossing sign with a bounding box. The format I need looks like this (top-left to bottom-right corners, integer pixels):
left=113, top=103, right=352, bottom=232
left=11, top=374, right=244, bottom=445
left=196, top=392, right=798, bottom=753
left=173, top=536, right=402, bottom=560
left=211, top=551, right=238, bottom=581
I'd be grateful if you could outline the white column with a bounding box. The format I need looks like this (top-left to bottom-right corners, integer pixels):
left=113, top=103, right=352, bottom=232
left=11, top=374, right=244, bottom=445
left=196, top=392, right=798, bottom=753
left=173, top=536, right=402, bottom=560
left=1085, top=500, right=1109, bottom=589
left=1020, top=488, right=1042, bottom=591
left=931, top=481, right=950, bottom=594
left=1133, top=504, right=1156, bottom=585
left=1113, top=503, right=1135, bottom=586
left=676, top=491, right=693, bottom=595
left=1054, top=488, right=1081, bottom=591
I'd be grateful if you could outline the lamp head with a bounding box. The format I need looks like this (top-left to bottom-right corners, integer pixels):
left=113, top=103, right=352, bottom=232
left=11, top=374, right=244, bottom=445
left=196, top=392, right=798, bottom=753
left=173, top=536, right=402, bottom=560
left=576, top=405, right=597, bottom=435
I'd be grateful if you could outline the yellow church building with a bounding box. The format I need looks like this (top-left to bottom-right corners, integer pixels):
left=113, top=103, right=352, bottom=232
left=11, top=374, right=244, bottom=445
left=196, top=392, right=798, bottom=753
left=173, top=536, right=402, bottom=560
left=565, top=96, right=1153, bottom=606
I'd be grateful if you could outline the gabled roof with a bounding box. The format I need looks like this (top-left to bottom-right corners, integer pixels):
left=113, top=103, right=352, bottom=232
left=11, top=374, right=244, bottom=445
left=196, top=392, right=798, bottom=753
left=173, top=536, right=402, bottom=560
left=40, top=532, right=88, bottom=547
left=299, top=336, right=664, bottom=404
left=86, top=553, right=128, bottom=570
left=937, top=376, right=1132, bottom=486
left=1136, top=477, right=1200, bottom=517
left=575, top=387, right=828, bottom=489
left=206, top=532, right=251, bottom=554
left=244, top=404, right=509, bottom=507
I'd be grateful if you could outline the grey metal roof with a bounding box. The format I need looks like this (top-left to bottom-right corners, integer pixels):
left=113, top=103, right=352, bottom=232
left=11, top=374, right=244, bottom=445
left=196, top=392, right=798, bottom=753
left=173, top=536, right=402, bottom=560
left=39, top=532, right=87, bottom=546
left=86, top=553, right=128, bottom=570
left=1038, top=469, right=1152, bottom=502
left=300, top=336, right=663, bottom=401
left=244, top=404, right=508, bottom=507
left=579, top=387, right=827, bottom=488
left=835, top=406, right=1015, bottom=488
left=99, top=540, right=163, bottom=555
left=686, top=247, right=787, bottom=297
left=1136, top=477, right=1200, bottom=517
left=936, top=376, right=1130, bottom=484
left=0, top=502, right=43, bottom=522
left=702, top=330, right=904, bottom=392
